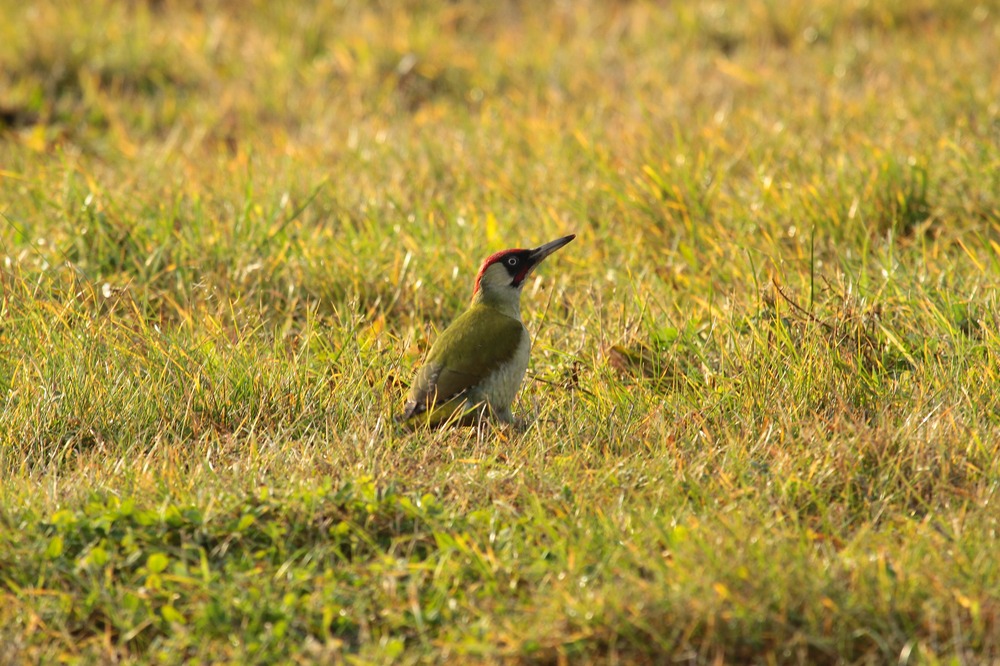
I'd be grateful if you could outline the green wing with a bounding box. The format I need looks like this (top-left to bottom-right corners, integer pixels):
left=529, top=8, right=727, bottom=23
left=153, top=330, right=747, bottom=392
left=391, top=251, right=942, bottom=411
left=399, top=306, right=526, bottom=425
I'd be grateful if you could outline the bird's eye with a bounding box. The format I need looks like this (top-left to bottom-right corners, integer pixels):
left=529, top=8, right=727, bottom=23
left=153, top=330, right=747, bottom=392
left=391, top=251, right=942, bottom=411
left=506, top=257, right=518, bottom=266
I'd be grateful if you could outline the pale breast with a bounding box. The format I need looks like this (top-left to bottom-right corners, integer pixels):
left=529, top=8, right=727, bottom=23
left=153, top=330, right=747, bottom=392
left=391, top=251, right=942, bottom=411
left=473, top=325, right=531, bottom=420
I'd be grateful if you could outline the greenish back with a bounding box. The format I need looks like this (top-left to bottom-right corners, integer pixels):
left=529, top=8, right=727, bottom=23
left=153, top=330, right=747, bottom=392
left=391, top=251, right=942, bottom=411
left=399, top=304, right=526, bottom=422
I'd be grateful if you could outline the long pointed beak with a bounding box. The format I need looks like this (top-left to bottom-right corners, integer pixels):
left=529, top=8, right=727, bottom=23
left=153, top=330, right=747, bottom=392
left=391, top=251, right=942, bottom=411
left=528, top=234, right=576, bottom=265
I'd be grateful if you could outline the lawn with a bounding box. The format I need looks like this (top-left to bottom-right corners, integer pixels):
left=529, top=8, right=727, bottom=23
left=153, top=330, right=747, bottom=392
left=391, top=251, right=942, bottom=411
left=1, top=0, right=999, bottom=663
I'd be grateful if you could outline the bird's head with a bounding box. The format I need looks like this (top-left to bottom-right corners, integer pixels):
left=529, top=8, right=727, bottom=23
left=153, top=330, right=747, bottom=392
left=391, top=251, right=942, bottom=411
left=472, top=235, right=575, bottom=312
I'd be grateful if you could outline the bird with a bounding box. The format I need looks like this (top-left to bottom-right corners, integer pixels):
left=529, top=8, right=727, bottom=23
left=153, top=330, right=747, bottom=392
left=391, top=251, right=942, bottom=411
left=398, top=234, right=576, bottom=427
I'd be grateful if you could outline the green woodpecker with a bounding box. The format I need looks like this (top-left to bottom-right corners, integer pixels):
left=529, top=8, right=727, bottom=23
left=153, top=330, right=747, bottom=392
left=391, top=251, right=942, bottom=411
left=398, top=234, right=576, bottom=427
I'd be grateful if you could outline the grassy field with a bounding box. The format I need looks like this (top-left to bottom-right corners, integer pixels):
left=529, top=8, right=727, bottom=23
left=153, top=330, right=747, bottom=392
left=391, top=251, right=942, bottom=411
left=2, top=0, right=999, bottom=663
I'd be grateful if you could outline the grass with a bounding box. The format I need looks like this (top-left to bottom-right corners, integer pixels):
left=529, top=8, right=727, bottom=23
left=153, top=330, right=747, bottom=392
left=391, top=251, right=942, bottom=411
left=1, top=0, right=999, bottom=662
